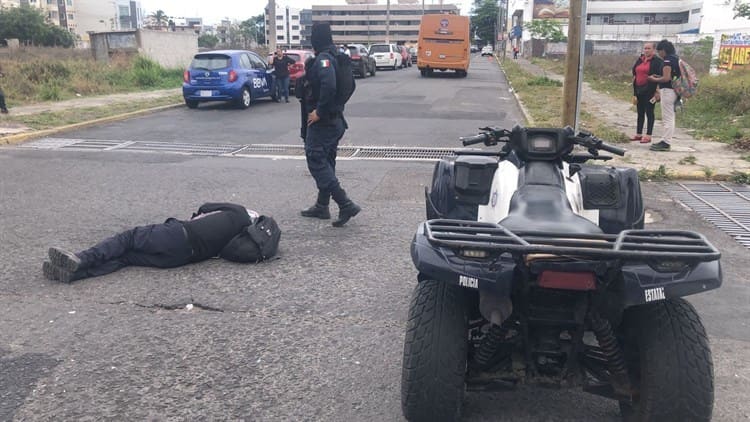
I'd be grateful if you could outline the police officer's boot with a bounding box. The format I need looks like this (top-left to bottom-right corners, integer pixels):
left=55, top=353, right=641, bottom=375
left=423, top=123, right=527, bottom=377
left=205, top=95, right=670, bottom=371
left=300, top=191, right=331, bottom=220
left=331, top=187, right=361, bottom=227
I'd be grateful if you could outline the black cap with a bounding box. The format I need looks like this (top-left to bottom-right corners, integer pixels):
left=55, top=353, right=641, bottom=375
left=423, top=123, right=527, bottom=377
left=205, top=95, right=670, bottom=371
left=311, top=23, right=333, bottom=52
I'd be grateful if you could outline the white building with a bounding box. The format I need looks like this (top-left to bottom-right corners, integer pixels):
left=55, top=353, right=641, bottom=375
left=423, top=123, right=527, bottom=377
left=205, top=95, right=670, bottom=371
left=265, top=3, right=303, bottom=49
left=0, top=0, right=77, bottom=34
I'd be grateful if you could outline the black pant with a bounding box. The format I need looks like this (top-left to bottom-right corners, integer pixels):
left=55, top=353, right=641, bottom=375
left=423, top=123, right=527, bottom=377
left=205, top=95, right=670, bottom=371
left=74, top=218, right=194, bottom=280
left=636, top=93, right=655, bottom=135
left=305, top=116, right=346, bottom=194
left=0, top=87, right=7, bottom=110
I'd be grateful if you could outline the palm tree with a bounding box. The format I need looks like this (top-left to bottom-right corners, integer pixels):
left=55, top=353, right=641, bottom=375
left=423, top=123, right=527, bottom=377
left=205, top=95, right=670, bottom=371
left=149, top=10, right=169, bottom=29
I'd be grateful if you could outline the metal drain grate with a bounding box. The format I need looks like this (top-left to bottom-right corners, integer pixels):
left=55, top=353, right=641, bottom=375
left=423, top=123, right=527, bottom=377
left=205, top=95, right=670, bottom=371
left=669, top=182, right=750, bottom=249
left=15, top=138, right=460, bottom=161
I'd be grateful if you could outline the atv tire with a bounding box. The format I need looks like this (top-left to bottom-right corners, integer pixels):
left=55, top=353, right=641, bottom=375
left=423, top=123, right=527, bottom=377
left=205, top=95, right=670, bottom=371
left=619, top=298, right=713, bottom=422
left=401, top=280, right=468, bottom=422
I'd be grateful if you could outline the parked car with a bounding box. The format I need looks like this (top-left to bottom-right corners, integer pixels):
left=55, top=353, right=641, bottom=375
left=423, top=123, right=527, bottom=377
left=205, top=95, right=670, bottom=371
left=481, top=45, right=494, bottom=56
left=266, top=49, right=314, bottom=94
left=347, top=44, right=376, bottom=78
left=183, top=50, right=273, bottom=109
left=370, top=43, right=403, bottom=70
left=397, top=45, right=412, bottom=67
left=409, top=47, right=418, bottom=64
left=470, top=45, right=479, bottom=53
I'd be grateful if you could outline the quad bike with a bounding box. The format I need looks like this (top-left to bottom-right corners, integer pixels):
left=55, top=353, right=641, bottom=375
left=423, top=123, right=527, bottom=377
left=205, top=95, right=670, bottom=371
left=401, top=125, right=721, bottom=422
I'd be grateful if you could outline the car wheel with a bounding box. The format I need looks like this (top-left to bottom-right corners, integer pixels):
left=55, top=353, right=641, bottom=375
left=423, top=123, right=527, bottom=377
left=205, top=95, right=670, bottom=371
left=185, top=99, right=199, bottom=109
left=392, top=62, right=397, bottom=71
left=237, top=87, right=251, bottom=109
left=370, top=64, right=376, bottom=77
left=360, top=63, right=368, bottom=78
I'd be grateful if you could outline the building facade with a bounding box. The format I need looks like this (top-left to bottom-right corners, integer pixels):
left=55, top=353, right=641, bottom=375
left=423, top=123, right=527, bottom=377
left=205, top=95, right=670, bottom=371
left=265, top=4, right=303, bottom=49
left=308, top=2, right=460, bottom=46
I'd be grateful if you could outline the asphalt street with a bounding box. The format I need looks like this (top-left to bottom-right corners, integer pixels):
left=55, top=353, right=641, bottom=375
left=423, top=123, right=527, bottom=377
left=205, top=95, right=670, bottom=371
left=1, top=56, right=748, bottom=421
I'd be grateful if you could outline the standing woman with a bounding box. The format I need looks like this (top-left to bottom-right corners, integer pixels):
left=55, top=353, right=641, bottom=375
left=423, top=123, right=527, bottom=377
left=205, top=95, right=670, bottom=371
left=648, top=39, right=680, bottom=151
left=631, top=42, right=661, bottom=143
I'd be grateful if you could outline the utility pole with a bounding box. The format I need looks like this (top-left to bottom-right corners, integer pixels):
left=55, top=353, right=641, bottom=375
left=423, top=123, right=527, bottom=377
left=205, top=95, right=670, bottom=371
left=562, top=0, right=586, bottom=130
left=386, top=0, right=391, bottom=43
left=268, top=0, right=277, bottom=52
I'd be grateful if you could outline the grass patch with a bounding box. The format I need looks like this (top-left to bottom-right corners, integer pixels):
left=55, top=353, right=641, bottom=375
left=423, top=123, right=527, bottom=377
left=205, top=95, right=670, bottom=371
left=503, top=60, right=630, bottom=142
left=730, top=171, right=750, bottom=184
left=1, top=53, right=183, bottom=106
left=702, top=167, right=715, bottom=180
left=2, top=95, right=182, bottom=130
left=678, top=155, right=697, bottom=165
left=742, top=155, right=750, bottom=162
left=638, top=165, right=672, bottom=181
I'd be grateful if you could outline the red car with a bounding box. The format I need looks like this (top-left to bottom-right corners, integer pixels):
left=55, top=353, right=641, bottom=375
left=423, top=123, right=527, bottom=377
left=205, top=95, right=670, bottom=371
left=267, top=49, right=314, bottom=93
left=397, top=45, right=412, bottom=68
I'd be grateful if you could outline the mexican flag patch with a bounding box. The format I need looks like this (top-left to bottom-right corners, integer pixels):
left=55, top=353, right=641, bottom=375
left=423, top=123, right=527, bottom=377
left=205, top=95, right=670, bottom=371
left=320, top=59, right=330, bottom=68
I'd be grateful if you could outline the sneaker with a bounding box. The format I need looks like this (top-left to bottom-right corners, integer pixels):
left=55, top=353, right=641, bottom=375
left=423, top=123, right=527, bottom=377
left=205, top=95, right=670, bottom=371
left=674, top=98, right=683, bottom=112
left=42, top=261, right=75, bottom=283
left=650, top=141, right=671, bottom=151
left=48, top=247, right=81, bottom=272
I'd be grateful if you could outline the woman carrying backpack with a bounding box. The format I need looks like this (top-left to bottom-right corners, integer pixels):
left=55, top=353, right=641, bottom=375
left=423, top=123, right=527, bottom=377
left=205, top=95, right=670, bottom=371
left=648, top=39, right=680, bottom=152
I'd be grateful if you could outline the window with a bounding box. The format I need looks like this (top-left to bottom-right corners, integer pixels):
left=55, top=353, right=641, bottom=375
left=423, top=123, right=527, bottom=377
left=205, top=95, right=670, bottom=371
left=47, top=0, right=53, bottom=3
left=276, top=25, right=283, bottom=30
left=292, top=35, right=299, bottom=40
left=240, top=54, right=252, bottom=69
left=277, top=35, right=284, bottom=40
left=119, top=5, right=130, bottom=16
left=66, top=0, right=72, bottom=5
left=190, top=54, right=231, bottom=70
left=249, top=53, right=266, bottom=69
left=276, top=15, right=284, bottom=20
left=691, top=8, right=701, bottom=14
left=68, top=13, right=74, bottom=20
left=291, top=15, right=299, bottom=20
left=292, top=25, right=299, bottom=30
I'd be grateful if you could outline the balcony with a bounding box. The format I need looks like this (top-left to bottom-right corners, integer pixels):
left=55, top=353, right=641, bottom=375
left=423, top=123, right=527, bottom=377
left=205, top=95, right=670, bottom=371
left=585, top=23, right=697, bottom=40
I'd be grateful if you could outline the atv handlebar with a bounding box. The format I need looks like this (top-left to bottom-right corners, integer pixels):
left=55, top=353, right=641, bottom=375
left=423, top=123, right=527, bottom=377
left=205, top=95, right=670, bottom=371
left=460, top=133, right=491, bottom=146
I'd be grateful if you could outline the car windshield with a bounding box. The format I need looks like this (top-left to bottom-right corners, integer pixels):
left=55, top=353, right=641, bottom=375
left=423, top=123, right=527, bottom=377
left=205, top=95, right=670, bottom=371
left=284, top=53, right=301, bottom=62
left=370, top=45, right=390, bottom=53
left=191, top=54, right=231, bottom=71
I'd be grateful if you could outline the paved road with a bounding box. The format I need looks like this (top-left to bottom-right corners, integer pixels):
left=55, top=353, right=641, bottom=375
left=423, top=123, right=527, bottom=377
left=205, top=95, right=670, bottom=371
left=1, top=56, right=748, bottom=421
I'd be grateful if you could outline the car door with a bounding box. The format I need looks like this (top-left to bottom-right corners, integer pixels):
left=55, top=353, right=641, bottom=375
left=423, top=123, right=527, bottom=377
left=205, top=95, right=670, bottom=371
left=248, top=52, right=272, bottom=98
left=360, top=47, right=372, bottom=70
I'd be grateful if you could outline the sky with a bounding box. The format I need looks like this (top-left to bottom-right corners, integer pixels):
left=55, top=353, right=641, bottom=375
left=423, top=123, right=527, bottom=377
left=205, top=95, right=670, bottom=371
left=141, top=0, right=475, bottom=26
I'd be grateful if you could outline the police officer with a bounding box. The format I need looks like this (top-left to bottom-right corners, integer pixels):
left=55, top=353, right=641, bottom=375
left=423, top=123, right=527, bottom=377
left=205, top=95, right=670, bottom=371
left=43, top=203, right=258, bottom=283
left=299, top=23, right=361, bottom=227
left=0, top=63, right=8, bottom=114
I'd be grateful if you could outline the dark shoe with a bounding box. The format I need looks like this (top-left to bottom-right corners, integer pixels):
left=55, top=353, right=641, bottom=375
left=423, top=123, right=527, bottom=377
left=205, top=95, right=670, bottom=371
left=650, top=141, right=671, bottom=151
left=332, top=202, right=361, bottom=227
left=300, top=204, right=331, bottom=219
left=0, top=108, right=7, bottom=114
left=285, top=98, right=289, bottom=103
left=42, top=261, right=76, bottom=283
left=48, top=247, right=82, bottom=272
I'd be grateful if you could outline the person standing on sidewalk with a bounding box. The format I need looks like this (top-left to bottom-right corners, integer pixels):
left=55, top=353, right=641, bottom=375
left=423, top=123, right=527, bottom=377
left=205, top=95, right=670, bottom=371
left=648, top=40, right=680, bottom=152
left=299, top=22, right=361, bottom=227
left=630, top=42, right=662, bottom=144
left=0, top=63, right=8, bottom=114
left=271, top=48, right=295, bottom=103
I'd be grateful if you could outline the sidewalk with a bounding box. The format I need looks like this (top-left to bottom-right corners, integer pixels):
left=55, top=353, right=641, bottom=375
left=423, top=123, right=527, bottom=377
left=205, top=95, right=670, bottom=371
left=0, top=88, right=182, bottom=137
left=507, top=57, right=750, bottom=179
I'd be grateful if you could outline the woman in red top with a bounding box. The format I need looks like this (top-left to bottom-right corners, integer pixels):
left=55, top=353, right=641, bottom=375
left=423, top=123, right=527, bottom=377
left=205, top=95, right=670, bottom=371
left=631, top=42, right=662, bottom=143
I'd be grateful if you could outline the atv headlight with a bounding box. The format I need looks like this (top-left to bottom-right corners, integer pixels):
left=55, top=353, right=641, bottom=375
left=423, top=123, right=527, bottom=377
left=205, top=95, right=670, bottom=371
left=460, top=249, right=489, bottom=258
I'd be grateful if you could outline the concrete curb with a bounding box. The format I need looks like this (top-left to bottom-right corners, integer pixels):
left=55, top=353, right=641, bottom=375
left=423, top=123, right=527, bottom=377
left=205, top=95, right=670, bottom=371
left=494, top=54, right=535, bottom=126
left=0, top=102, right=183, bottom=146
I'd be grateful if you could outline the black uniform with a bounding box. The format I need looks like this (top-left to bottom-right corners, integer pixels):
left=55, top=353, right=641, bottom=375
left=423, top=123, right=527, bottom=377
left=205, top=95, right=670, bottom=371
left=0, top=65, right=8, bottom=114
left=299, top=22, right=361, bottom=227
left=46, top=203, right=252, bottom=282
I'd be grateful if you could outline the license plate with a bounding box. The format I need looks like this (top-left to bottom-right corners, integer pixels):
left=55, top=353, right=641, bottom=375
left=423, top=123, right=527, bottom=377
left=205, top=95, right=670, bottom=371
left=199, top=90, right=213, bottom=97
left=439, top=54, right=446, bottom=59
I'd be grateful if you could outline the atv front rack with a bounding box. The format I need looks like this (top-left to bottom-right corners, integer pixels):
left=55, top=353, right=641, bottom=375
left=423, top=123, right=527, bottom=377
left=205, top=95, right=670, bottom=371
left=424, top=219, right=720, bottom=262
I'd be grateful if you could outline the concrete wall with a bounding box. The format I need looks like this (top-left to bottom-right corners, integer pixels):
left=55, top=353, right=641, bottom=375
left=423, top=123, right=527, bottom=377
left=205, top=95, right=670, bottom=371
left=137, top=30, right=198, bottom=69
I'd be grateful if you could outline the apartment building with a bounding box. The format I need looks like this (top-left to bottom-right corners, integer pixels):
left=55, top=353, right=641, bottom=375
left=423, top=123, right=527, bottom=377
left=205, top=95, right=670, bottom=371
left=265, top=3, right=303, bottom=49
left=0, top=0, right=143, bottom=45
left=307, top=1, right=460, bottom=46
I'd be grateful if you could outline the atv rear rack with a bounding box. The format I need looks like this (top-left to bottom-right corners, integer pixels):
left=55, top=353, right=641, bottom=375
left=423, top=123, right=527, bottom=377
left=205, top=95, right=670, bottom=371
left=424, top=219, right=720, bottom=262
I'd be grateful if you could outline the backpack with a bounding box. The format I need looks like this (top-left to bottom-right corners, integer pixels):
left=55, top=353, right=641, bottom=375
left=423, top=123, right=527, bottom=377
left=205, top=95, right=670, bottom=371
left=219, top=216, right=281, bottom=263
left=671, top=59, right=698, bottom=98
left=322, top=51, right=356, bottom=107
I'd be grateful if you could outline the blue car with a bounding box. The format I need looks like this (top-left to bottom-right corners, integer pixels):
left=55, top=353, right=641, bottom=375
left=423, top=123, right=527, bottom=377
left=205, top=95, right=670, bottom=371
left=182, top=50, right=274, bottom=109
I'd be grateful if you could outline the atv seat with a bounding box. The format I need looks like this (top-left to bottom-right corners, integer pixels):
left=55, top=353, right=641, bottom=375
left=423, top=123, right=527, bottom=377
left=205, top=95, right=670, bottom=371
left=500, top=185, right=603, bottom=235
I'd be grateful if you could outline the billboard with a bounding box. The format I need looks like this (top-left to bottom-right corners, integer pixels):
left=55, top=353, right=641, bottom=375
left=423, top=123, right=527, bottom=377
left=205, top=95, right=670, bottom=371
left=718, top=33, right=750, bottom=71
left=533, top=0, right=569, bottom=20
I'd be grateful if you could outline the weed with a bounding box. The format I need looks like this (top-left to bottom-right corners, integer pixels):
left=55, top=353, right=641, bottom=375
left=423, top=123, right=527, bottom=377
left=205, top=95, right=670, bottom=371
left=527, top=76, right=563, bottom=87
left=730, top=171, right=750, bottom=184
left=38, top=83, right=63, bottom=101
left=678, top=155, right=697, bottom=165
left=742, top=155, right=750, bottom=162
left=638, top=165, right=672, bottom=181
left=702, top=167, right=715, bottom=179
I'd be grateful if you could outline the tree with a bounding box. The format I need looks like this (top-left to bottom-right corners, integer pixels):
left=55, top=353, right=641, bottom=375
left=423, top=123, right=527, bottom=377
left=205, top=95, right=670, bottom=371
left=148, top=9, right=169, bottom=29
left=734, top=1, right=750, bottom=19
left=0, top=6, right=74, bottom=47
left=198, top=33, right=219, bottom=48
left=470, top=0, right=499, bottom=46
left=524, top=19, right=566, bottom=42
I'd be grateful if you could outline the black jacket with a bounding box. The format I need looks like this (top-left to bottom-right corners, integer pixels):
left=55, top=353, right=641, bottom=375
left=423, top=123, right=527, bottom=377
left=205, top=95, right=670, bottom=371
left=182, top=203, right=252, bottom=261
left=632, top=55, right=662, bottom=97
left=272, top=55, right=295, bottom=79
left=305, top=45, right=343, bottom=119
